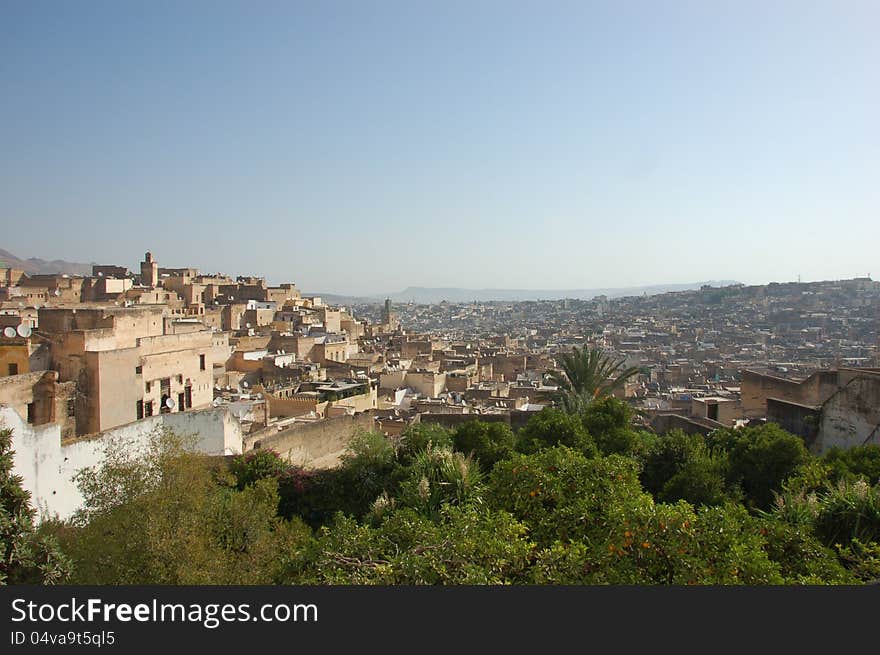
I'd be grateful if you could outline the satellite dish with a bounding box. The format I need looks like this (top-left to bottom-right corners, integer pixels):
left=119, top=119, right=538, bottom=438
left=54, top=289, right=61, bottom=296
left=242, top=381, right=249, bottom=388
left=3, top=327, right=16, bottom=338
left=17, top=325, right=32, bottom=338
left=165, top=397, right=175, bottom=409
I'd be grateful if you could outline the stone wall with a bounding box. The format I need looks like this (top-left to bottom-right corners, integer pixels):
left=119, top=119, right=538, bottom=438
left=649, top=412, right=720, bottom=437
left=2, top=405, right=243, bottom=520
left=417, top=411, right=534, bottom=432
left=741, top=369, right=838, bottom=418
left=767, top=399, right=820, bottom=449
left=817, top=376, right=880, bottom=453
left=246, top=412, right=375, bottom=468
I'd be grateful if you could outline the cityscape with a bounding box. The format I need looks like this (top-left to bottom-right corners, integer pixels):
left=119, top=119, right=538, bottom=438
left=2, top=1, right=879, bottom=604
left=2, top=248, right=879, bottom=586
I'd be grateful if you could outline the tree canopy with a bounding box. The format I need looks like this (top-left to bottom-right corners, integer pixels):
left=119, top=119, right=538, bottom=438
left=12, top=411, right=880, bottom=586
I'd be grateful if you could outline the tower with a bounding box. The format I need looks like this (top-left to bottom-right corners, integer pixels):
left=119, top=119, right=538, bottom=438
left=140, top=251, right=158, bottom=288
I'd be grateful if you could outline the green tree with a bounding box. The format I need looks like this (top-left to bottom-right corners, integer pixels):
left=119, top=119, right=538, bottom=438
left=580, top=397, right=653, bottom=457
left=516, top=407, right=598, bottom=457
left=290, top=506, right=533, bottom=584
left=641, top=430, right=729, bottom=506
left=549, top=345, right=640, bottom=410
left=822, top=445, right=880, bottom=486
left=658, top=454, right=729, bottom=507
left=60, top=429, right=312, bottom=584
left=396, top=423, right=454, bottom=464
left=757, top=519, right=854, bottom=584
left=530, top=503, right=784, bottom=585
left=452, top=420, right=516, bottom=472
left=0, top=428, right=71, bottom=585
left=487, top=447, right=651, bottom=545
left=721, top=424, right=811, bottom=510
left=229, top=449, right=288, bottom=490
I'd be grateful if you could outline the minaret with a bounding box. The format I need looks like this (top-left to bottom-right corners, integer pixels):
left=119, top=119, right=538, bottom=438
left=140, top=251, right=158, bottom=288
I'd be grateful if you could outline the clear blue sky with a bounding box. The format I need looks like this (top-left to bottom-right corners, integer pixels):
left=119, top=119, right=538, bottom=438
left=2, top=1, right=878, bottom=295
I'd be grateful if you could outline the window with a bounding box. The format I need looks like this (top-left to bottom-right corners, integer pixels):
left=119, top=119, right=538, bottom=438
left=135, top=365, right=142, bottom=375
left=145, top=401, right=154, bottom=417
left=8, top=363, right=18, bottom=375
left=178, top=392, right=185, bottom=412
left=145, top=381, right=152, bottom=393
left=177, top=374, right=184, bottom=384
left=136, top=400, right=144, bottom=420
left=199, top=354, right=206, bottom=371
left=185, top=386, right=192, bottom=409
left=67, top=398, right=75, bottom=417
left=27, top=402, right=35, bottom=424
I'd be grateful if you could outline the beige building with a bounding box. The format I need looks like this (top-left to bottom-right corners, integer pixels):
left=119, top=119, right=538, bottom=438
left=0, top=370, right=77, bottom=440
left=38, top=305, right=228, bottom=436
left=691, top=396, right=740, bottom=425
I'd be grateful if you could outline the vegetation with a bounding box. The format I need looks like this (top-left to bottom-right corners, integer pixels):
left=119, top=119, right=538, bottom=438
left=0, top=428, right=71, bottom=585
left=11, top=401, right=880, bottom=585
left=550, top=345, right=640, bottom=411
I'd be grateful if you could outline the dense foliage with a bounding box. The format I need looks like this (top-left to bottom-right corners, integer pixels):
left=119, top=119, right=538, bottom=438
left=15, top=400, right=880, bottom=585
left=0, top=428, right=70, bottom=585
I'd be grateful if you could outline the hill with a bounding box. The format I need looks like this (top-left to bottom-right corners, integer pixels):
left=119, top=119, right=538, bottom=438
left=0, top=248, right=94, bottom=276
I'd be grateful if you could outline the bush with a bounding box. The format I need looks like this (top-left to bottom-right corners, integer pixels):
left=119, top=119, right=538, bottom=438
left=397, top=445, right=482, bottom=517
left=815, top=480, right=880, bottom=548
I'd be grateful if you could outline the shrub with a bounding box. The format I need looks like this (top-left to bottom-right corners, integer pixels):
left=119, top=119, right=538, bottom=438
left=815, top=480, right=880, bottom=548
left=397, top=445, right=482, bottom=517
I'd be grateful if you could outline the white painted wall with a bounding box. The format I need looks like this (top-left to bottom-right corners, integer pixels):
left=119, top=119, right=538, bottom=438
left=2, top=405, right=243, bottom=521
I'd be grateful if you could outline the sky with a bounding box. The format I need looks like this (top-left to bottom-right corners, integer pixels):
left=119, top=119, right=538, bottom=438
left=1, top=1, right=878, bottom=295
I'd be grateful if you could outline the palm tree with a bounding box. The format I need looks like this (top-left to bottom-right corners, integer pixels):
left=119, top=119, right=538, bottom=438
left=549, top=345, right=640, bottom=411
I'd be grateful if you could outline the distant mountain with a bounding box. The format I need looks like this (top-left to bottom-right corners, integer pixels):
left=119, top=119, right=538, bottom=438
left=306, top=281, right=741, bottom=305
left=385, top=282, right=741, bottom=304
left=0, top=248, right=94, bottom=277
left=303, top=292, right=382, bottom=306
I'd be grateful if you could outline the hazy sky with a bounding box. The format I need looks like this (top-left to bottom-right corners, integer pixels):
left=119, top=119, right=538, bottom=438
left=2, top=1, right=878, bottom=295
